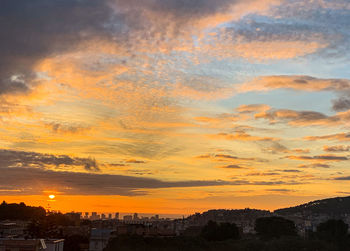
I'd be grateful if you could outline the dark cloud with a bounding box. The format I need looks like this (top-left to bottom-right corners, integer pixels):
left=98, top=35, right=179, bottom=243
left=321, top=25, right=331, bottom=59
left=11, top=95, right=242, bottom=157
left=266, top=189, right=294, bottom=192
left=0, top=166, right=236, bottom=196
left=278, top=169, right=302, bottom=173
left=217, top=164, right=245, bottom=169
left=334, top=176, right=350, bottom=181
left=108, top=163, right=128, bottom=167
left=126, top=0, right=234, bottom=18
left=229, top=18, right=326, bottom=45
left=0, top=149, right=100, bottom=172
left=0, top=0, right=116, bottom=95
left=255, top=109, right=343, bottom=126
left=240, top=1, right=350, bottom=61
left=230, top=180, right=302, bottom=186
left=245, top=172, right=280, bottom=176
left=0, top=0, right=253, bottom=96
left=332, top=98, right=350, bottom=112
left=298, top=163, right=331, bottom=169
left=323, top=145, right=350, bottom=152
left=125, top=159, right=146, bottom=164
left=286, top=155, right=348, bottom=161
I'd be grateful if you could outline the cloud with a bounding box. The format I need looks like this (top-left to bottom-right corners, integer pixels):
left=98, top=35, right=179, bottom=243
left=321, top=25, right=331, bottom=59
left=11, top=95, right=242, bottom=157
left=237, top=104, right=271, bottom=113
left=254, top=108, right=350, bottom=127
left=334, top=176, right=350, bottom=181
left=217, top=164, right=245, bottom=169
left=332, top=98, right=350, bottom=112
left=0, top=149, right=100, bottom=172
left=0, top=0, right=115, bottom=96
left=195, top=153, right=268, bottom=166
left=236, top=103, right=350, bottom=127
left=245, top=172, right=280, bottom=176
left=230, top=180, right=303, bottom=186
left=323, top=145, right=350, bottom=152
left=46, top=122, right=91, bottom=134
left=286, top=155, right=348, bottom=162
left=212, top=132, right=278, bottom=141
left=304, top=132, right=350, bottom=142
left=298, top=163, right=331, bottom=168
left=0, top=0, right=282, bottom=102
left=239, top=76, right=350, bottom=113
left=266, top=189, right=294, bottom=193
left=262, top=142, right=310, bottom=154
left=125, top=159, right=146, bottom=164
left=276, top=169, right=302, bottom=173
left=240, top=75, right=350, bottom=93
left=0, top=166, right=235, bottom=196
left=171, top=81, right=235, bottom=101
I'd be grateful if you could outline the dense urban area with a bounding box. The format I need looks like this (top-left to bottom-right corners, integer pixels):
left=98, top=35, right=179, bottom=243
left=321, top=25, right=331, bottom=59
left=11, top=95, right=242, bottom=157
left=2, top=196, right=350, bottom=250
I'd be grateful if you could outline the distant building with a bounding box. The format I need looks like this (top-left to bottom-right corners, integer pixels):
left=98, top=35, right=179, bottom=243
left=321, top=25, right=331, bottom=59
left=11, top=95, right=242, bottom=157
left=108, top=214, right=112, bottom=220
left=91, top=212, right=100, bottom=221
left=123, top=215, right=132, bottom=222
left=133, top=213, right=139, bottom=221
left=101, top=214, right=106, bottom=220
left=114, top=213, right=119, bottom=220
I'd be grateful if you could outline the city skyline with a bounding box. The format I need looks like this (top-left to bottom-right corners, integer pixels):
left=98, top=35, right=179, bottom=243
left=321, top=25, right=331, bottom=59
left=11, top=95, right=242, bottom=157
left=1, top=0, right=350, bottom=214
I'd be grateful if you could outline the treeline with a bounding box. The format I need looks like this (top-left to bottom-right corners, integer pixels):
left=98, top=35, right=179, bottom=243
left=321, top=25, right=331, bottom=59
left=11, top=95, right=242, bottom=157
left=0, top=201, right=87, bottom=238
left=0, top=201, right=46, bottom=221
left=104, top=217, right=350, bottom=251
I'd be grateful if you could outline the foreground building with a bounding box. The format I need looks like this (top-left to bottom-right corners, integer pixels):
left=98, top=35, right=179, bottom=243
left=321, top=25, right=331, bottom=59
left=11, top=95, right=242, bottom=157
left=0, top=238, right=64, bottom=251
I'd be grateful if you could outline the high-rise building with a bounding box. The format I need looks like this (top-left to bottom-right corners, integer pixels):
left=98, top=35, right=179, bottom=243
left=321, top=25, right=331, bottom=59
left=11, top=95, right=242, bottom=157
left=108, top=213, right=112, bottom=219
left=115, top=212, right=119, bottom=220
left=123, top=215, right=132, bottom=221
left=133, top=213, right=139, bottom=220
left=91, top=212, right=98, bottom=221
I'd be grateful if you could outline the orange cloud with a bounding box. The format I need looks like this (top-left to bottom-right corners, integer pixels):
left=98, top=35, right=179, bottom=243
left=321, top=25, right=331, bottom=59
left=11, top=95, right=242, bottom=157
left=304, top=132, right=350, bottom=142
left=211, top=132, right=278, bottom=141
left=323, top=145, right=350, bottom=152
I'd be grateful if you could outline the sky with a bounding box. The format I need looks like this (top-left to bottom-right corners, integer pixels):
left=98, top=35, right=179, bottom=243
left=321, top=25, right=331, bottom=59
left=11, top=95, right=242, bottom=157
left=1, top=0, right=350, bottom=216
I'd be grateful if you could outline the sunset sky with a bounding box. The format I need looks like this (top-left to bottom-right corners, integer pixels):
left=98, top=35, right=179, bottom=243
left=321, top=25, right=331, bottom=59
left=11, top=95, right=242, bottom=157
left=1, top=0, right=350, bottom=216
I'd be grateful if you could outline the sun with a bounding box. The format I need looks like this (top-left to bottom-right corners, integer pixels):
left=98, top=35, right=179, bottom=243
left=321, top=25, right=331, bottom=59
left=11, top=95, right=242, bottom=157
left=48, top=194, right=55, bottom=200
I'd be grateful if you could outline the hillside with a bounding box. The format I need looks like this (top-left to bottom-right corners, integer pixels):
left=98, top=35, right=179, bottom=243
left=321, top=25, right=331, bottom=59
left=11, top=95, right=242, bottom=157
left=275, top=196, right=350, bottom=216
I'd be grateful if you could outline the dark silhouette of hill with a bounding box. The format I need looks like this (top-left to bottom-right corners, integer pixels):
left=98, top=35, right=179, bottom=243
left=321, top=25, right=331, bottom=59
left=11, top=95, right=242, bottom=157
left=0, top=201, right=46, bottom=221
left=275, top=196, right=350, bottom=216
left=186, top=209, right=272, bottom=226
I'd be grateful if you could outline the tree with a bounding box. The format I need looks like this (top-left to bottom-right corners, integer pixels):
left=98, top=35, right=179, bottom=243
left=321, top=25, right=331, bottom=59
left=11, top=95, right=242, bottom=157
left=255, top=216, right=297, bottom=239
left=201, top=220, right=240, bottom=241
left=316, top=219, right=348, bottom=242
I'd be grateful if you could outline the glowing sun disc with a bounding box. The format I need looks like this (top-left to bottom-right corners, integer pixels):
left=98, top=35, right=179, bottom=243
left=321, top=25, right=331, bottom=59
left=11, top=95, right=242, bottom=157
left=49, top=195, right=55, bottom=200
